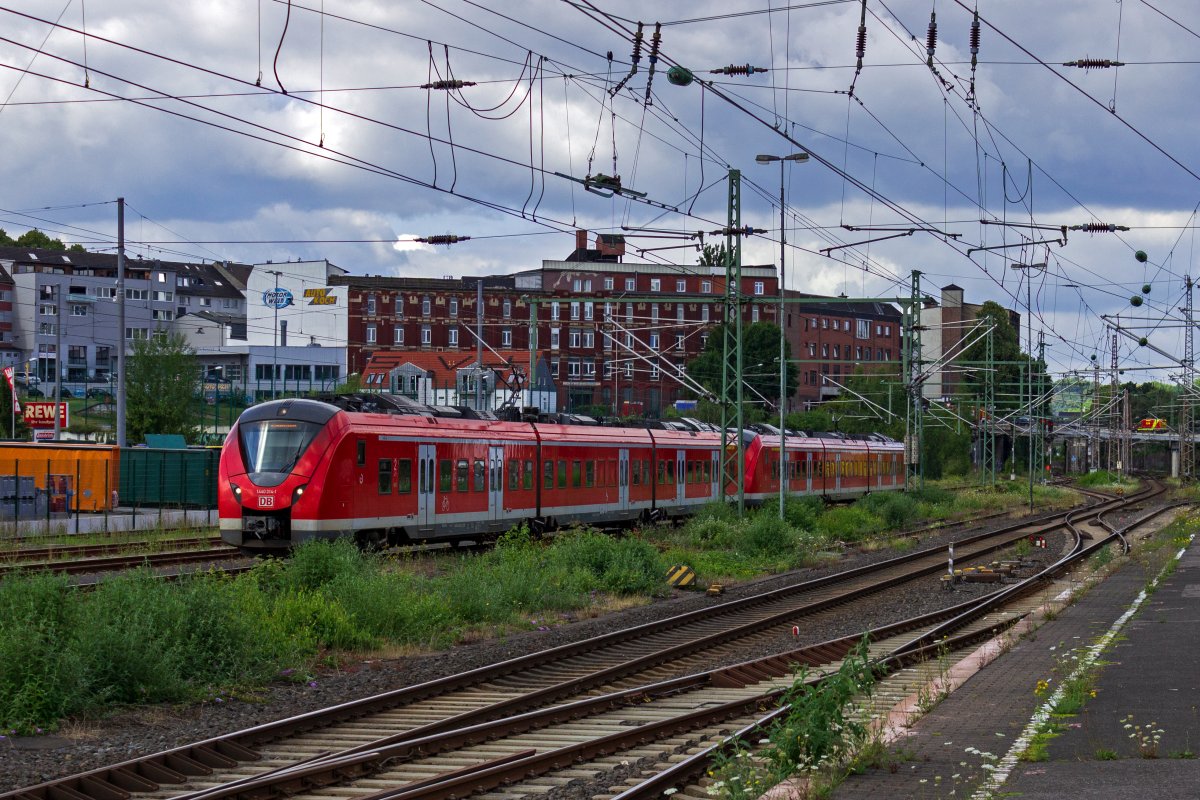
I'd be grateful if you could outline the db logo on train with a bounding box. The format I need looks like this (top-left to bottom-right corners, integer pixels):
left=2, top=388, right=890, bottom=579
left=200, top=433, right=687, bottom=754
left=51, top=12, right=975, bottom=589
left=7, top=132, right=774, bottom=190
left=258, top=495, right=275, bottom=508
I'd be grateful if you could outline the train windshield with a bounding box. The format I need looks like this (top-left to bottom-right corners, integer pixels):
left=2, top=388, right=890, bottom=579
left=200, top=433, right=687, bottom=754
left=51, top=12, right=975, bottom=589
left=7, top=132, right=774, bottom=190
left=239, top=420, right=323, bottom=476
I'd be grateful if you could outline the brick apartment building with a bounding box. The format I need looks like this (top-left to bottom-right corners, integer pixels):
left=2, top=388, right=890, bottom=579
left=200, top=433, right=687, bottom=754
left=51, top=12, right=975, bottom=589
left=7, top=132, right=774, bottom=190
left=784, top=292, right=903, bottom=410
left=344, top=230, right=899, bottom=417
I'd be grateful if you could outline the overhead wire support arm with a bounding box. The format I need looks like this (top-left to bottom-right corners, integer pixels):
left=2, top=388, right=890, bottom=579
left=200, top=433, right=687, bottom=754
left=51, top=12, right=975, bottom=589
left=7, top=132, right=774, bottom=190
left=822, top=230, right=913, bottom=255
left=967, top=237, right=1064, bottom=256
left=609, top=21, right=644, bottom=97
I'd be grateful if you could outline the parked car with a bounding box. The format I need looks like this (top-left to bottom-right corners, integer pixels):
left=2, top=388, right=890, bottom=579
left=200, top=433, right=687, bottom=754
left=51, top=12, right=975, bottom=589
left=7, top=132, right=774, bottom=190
left=86, top=388, right=115, bottom=402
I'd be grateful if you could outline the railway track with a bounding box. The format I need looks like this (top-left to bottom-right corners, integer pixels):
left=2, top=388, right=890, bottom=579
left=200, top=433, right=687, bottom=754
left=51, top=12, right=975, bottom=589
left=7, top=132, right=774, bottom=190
left=3, top=479, right=1168, bottom=800
left=0, top=539, right=245, bottom=579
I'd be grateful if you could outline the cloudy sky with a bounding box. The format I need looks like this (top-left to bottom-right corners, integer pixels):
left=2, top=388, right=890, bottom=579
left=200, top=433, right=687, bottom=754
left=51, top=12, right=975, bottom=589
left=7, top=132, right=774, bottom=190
left=2, top=0, right=1199, bottom=384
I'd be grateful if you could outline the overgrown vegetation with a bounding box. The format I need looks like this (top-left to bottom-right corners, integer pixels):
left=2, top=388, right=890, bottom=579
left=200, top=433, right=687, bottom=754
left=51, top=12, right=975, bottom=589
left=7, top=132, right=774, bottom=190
left=1075, top=470, right=1140, bottom=491
left=708, top=639, right=878, bottom=798
left=0, top=530, right=665, bottom=734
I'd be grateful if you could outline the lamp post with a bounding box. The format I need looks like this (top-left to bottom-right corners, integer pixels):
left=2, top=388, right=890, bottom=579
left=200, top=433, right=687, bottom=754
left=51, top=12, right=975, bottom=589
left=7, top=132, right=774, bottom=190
left=1011, top=261, right=1046, bottom=512
left=265, top=270, right=284, bottom=399
left=756, top=151, right=810, bottom=518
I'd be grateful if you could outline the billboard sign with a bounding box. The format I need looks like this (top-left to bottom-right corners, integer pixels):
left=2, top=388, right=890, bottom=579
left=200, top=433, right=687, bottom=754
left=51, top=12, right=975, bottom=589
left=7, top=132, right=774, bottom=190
left=23, top=401, right=69, bottom=429
left=262, top=287, right=294, bottom=309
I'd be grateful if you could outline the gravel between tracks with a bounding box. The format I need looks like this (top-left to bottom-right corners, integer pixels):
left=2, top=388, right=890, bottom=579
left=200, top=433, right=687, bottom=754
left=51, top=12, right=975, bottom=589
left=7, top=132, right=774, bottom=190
left=0, top=506, right=1095, bottom=792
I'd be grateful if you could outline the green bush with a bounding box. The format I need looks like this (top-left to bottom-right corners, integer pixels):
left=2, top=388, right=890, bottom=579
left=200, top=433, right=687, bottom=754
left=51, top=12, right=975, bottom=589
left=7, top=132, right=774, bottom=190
left=856, top=492, right=919, bottom=529
left=744, top=512, right=798, bottom=555
left=680, top=515, right=740, bottom=549
left=816, top=506, right=885, bottom=543
left=783, top=496, right=824, bottom=531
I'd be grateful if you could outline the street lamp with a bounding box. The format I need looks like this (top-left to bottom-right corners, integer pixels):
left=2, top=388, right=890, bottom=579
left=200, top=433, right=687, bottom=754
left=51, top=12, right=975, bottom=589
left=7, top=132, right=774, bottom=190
left=1011, top=261, right=1046, bottom=511
left=265, top=270, right=285, bottom=399
left=757, top=151, right=810, bottom=518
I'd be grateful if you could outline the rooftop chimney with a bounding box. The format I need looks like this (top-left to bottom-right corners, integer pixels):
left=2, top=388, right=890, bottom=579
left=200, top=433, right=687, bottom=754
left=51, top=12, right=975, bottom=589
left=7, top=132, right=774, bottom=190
left=575, top=229, right=588, bottom=252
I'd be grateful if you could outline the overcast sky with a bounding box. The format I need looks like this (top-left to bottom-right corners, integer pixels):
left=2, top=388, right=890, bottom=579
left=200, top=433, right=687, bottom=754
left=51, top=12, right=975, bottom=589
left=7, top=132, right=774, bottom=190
left=2, top=0, right=1199, bottom=385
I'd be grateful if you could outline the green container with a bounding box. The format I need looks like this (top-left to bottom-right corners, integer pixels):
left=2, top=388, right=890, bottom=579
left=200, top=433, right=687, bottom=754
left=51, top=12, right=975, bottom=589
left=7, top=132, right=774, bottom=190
left=119, top=447, right=219, bottom=508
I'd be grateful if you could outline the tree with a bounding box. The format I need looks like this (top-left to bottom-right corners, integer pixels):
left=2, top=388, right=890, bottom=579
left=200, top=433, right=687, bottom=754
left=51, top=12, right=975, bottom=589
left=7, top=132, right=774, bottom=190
left=126, top=332, right=200, bottom=443
left=698, top=242, right=729, bottom=267
left=957, top=301, right=1045, bottom=410
left=686, top=322, right=796, bottom=409
left=0, top=228, right=77, bottom=251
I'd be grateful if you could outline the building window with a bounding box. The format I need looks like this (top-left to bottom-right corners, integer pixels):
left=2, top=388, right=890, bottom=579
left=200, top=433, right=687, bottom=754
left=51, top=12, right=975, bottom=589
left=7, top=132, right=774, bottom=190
left=584, top=302, right=594, bottom=321
left=550, top=359, right=559, bottom=377
left=38, top=304, right=56, bottom=316
left=754, top=281, right=764, bottom=295
left=752, top=306, right=760, bottom=322
left=821, top=318, right=828, bottom=329
left=676, top=279, right=686, bottom=292
left=394, top=327, right=404, bottom=345
left=701, top=280, right=712, bottom=293
left=364, top=324, right=376, bottom=344
left=604, top=360, right=613, bottom=377
left=624, top=332, right=633, bottom=347
left=570, top=302, right=580, bottom=320
left=649, top=333, right=660, bottom=349
left=603, top=302, right=612, bottom=321
left=569, top=329, right=581, bottom=348
left=884, top=325, right=891, bottom=335
left=449, top=298, right=458, bottom=317
left=875, top=324, right=882, bottom=336
left=583, top=330, right=595, bottom=349
left=503, top=299, right=512, bottom=318
left=151, top=309, right=173, bottom=321
left=674, top=333, right=685, bottom=350
left=584, top=360, right=596, bottom=377
left=603, top=330, right=613, bottom=350
left=366, top=294, right=377, bottom=315
left=71, top=304, right=87, bottom=317
left=808, top=343, right=816, bottom=357
left=651, top=304, right=659, bottom=323
left=626, top=303, right=633, bottom=323
left=856, top=346, right=863, bottom=360
left=650, top=364, right=659, bottom=379
left=676, top=305, right=684, bottom=323
left=624, top=362, right=633, bottom=377
left=604, top=277, right=614, bottom=290
left=650, top=278, right=661, bottom=292
left=422, top=296, right=431, bottom=316
left=153, top=291, right=172, bottom=302
left=550, top=328, right=560, bottom=350
left=573, top=278, right=582, bottom=292
left=856, top=319, right=869, bottom=339
left=448, top=328, right=458, bottom=347
left=843, top=320, right=851, bottom=332
left=568, top=360, right=581, bottom=378
left=421, top=325, right=431, bottom=345
left=125, top=327, right=148, bottom=340
left=821, top=344, right=829, bottom=357
left=833, top=345, right=840, bottom=359
left=701, top=304, right=710, bottom=323
left=502, top=328, right=512, bottom=346
left=625, top=277, right=636, bottom=291
left=585, top=279, right=593, bottom=292
left=700, top=333, right=709, bottom=349
left=551, top=303, right=560, bottom=321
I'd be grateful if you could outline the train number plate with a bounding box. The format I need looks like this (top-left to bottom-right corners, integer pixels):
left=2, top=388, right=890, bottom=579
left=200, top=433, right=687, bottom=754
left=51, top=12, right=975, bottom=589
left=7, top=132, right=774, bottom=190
left=258, top=495, right=275, bottom=508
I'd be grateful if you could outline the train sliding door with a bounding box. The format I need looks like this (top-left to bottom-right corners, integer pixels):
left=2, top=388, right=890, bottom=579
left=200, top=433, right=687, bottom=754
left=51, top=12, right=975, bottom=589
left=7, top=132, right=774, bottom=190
left=619, top=449, right=630, bottom=510
left=417, top=443, right=436, bottom=528
left=488, top=445, right=504, bottom=523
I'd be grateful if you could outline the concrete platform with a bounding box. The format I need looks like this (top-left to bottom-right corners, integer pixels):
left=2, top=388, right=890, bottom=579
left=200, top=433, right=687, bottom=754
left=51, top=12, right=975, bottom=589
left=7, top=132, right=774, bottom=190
left=831, top=525, right=1198, bottom=799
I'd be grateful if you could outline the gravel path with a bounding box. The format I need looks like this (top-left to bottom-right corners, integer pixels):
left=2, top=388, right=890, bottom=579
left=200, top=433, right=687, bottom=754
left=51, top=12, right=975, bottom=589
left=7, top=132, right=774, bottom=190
left=0, top=505, right=1084, bottom=793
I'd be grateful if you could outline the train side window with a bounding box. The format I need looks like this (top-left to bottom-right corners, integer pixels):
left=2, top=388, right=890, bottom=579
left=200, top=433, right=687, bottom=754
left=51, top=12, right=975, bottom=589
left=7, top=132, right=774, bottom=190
left=643, top=460, right=651, bottom=485
left=508, top=459, right=520, bottom=490
left=524, top=460, right=534, bottom=490
left=397, top=460, right=412, bottom=494
left=558, top=460, right=568, bottom=489
left=632, top=461, right=641, bottom=486
left=439, top=460, right=453, bottom=492
left=572, top=460, right=582, bottom=488
left=378, top=459, right=393, bottom=494
left=585, top=461, right=595, bottom=487
left=544, top=460, right=554, bottom=489
left=419, top=460, right=426, bottom=494
left=474, top=459, right=486, bottom=492
left=456, top=459, right=469, bottom=492
left=357, top=440, right=366, bottom=467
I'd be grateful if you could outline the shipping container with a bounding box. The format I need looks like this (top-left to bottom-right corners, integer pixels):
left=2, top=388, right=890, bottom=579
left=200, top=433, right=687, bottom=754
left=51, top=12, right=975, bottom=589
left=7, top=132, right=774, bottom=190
left=118, top=447, right=219, bottom=508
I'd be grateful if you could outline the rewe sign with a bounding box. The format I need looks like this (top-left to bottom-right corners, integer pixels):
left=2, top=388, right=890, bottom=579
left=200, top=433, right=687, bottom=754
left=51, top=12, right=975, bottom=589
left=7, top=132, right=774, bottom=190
left=23, top=401, right=69, bottom=429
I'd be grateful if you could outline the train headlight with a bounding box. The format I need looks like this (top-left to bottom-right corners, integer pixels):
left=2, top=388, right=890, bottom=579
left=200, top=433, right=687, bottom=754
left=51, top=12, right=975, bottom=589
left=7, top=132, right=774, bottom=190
left=231, top=483, right=242, bottom=500
left=292, top=484, right=308, bottom=505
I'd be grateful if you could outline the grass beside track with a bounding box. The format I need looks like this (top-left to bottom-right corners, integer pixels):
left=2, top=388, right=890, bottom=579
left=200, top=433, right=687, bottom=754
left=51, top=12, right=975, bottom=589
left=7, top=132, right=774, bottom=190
left=0, top=478, right=1072, bottom=736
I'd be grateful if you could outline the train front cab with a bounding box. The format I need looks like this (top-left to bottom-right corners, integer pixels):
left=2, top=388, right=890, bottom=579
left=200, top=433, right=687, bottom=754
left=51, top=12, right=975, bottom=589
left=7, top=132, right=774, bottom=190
left=219, top=399, right=343, bottom=554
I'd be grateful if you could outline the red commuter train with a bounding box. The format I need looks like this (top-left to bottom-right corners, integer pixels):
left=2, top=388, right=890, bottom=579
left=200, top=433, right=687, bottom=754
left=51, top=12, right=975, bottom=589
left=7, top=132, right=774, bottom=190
left=219, top=397, right=905, bottom=554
